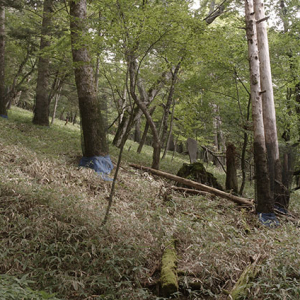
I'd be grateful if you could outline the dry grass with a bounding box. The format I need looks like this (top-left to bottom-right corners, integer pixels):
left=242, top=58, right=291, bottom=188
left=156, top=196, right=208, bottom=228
left=1, top=107, right=300, bottom=299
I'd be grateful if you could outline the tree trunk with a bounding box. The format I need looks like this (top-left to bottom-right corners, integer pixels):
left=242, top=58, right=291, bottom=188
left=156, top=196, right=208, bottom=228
left=162, top=100, right=176, bottom=159
left=113, top=107, right=138, bottom=147
left=0, top=6, right=6, bottom=117
left=239, top=96, right=251, bottom=195
left=70, top=0, right=108, bottom=157
left=212, top=105, right=225, bottom=167
left=128, top=56, right=161, bottom=169
left=51, top=85, right=62, bottom=125
left=137, top=106, right=156, bottom=153
left=134, top=114, right=141, bottom=143
left=225, top=143, right=238, bottom=193
left=32, top=0, right=53, bottom=126
left=160, top=61, right=181, bottom=148
left=245, top=0, right=273, bottom=213
left=254, top=0, right=284, bottom=208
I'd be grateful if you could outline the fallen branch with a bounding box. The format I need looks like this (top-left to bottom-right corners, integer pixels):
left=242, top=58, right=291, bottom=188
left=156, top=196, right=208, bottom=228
left=130, top=163, right=254, bottom=207
left=228, top=254, right=262, bottom=300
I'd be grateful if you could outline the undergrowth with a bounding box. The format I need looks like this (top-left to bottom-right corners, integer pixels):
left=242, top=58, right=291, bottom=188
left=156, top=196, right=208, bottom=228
left=0, top=107, right=300, bottom=299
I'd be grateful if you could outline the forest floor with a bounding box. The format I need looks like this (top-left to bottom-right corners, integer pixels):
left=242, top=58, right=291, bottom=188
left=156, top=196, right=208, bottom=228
left=1, top=107, right=300, bottom=300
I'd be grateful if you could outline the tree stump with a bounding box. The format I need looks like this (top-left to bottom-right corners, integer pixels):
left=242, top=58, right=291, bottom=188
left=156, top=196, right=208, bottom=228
left=177, top=162, right=223, bottom=191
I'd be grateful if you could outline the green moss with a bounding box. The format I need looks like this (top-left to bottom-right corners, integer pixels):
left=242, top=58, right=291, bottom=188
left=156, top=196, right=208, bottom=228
left=160, top=241, right=178, bottom=297
left=229, top=261, right=260, bottom=299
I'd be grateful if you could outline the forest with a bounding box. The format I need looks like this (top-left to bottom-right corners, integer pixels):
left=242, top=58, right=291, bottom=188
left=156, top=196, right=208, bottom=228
left=0, top=0, right=300, bottom=299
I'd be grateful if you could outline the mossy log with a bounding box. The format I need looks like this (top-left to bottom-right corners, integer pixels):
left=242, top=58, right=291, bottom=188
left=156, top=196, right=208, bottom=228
left=229, top=254, right=261, bottom=300
left=160, top=240, right=178, bottom=297
left=129, top=163, right=253, bottom=207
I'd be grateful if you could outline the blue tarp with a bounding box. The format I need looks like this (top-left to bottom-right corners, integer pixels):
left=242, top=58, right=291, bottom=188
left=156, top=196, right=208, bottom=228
left=258, top=213, right=280, bottom=228
left=79, top=155, right=114, bottom=181
left=274, top=205, right=288, bottom=215
left=0, top=114, right=8, bottom=119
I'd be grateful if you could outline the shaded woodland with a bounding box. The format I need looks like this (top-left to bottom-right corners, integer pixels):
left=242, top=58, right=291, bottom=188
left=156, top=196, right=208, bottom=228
left=1, top=0, right=300, bottom=299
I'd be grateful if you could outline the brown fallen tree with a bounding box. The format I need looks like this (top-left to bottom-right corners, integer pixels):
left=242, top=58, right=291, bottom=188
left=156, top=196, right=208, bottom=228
left=129, top=163, right=254, bottom=207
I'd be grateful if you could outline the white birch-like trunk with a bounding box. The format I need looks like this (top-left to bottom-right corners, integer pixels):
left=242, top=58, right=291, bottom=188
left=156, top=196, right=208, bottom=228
left=245, top=0, right=273, bottom=213
left=254, top=0, right=281, bottom=200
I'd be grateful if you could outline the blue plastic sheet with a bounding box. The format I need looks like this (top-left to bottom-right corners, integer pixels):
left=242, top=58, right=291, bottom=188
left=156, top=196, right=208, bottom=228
left=79, top=155, right=114, bottom=181
left=258, top=213, right=280, bottom=228
left=274, top=205, right=288, bottom=215
left=0, top=114, right=8, bottom=119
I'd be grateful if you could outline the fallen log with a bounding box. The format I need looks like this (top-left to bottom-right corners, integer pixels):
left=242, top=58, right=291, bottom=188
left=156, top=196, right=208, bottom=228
left=160, top=239, right=178, bottom=297
left=228, top=254, right=262, bottom=300
left=130, top=163, right=254, bottom=207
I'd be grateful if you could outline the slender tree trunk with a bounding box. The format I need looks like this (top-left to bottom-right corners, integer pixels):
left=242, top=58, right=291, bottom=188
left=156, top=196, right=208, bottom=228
left=212, top=105, right=225, bottom=167
left=254, top=0, right=284, bottom=208
left=51, top=85, right=62, bottom=125
left=128, top=56, right=161, bottom=169
left=239, top=96, right=251, bottom=195
left=70, top=0, right=108, bottom=157
left=245, top=0, right=273, bottom=213
left=162, top=99, right=176, bottom=159
left=160, top=62, right=181, bottom=148
left=134, top=115, right=141, bottom=142
left=225, top=143, right=238, bottom=193
left=114, top=68, right=169, bottom=149
left=32, top=0, right=53, bottom=126
left=0, top=6, right=6, bottom=117
left=137, top=106, right=156, bottom=153
left=113, top=107, right=139, bottom=147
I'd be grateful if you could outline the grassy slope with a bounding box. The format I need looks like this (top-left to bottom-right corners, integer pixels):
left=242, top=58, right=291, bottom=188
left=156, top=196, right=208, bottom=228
left=1, top=107, right=300, bottom=300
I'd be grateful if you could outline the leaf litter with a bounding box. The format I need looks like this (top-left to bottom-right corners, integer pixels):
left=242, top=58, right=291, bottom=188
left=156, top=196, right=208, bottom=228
left=1, top=113, right=300, bottom=299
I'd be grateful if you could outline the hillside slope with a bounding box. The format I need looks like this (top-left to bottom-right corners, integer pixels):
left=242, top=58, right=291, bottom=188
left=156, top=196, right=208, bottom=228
left=1, top=107, right=300, bottom=299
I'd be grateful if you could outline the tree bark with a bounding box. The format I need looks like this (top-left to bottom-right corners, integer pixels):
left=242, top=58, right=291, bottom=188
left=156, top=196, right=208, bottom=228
left=254, top=0, right=284, bottom=208
left=32, top=0, right=53, bottom=126
left=0, top=6, right=6, bottom=117
left=162, top=99, right=176, bottom=159
left=134, top=114, right=141, bottom=142
left=137, top=106, right=156, bottom=153
left=113, top=104, right=142, bottom=148
left=160, top=61, right=181, bottom=148
left=239, top=96, right=251, bottom=195
left=128, top=56, right=161, bottom=169
left=51, top=85, right=62, bottom=125
left=225, top=143, right=238, bottom=193
left=70, top=0, right=108, bottom=157
left=245, top=0, right=273, bottom=213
